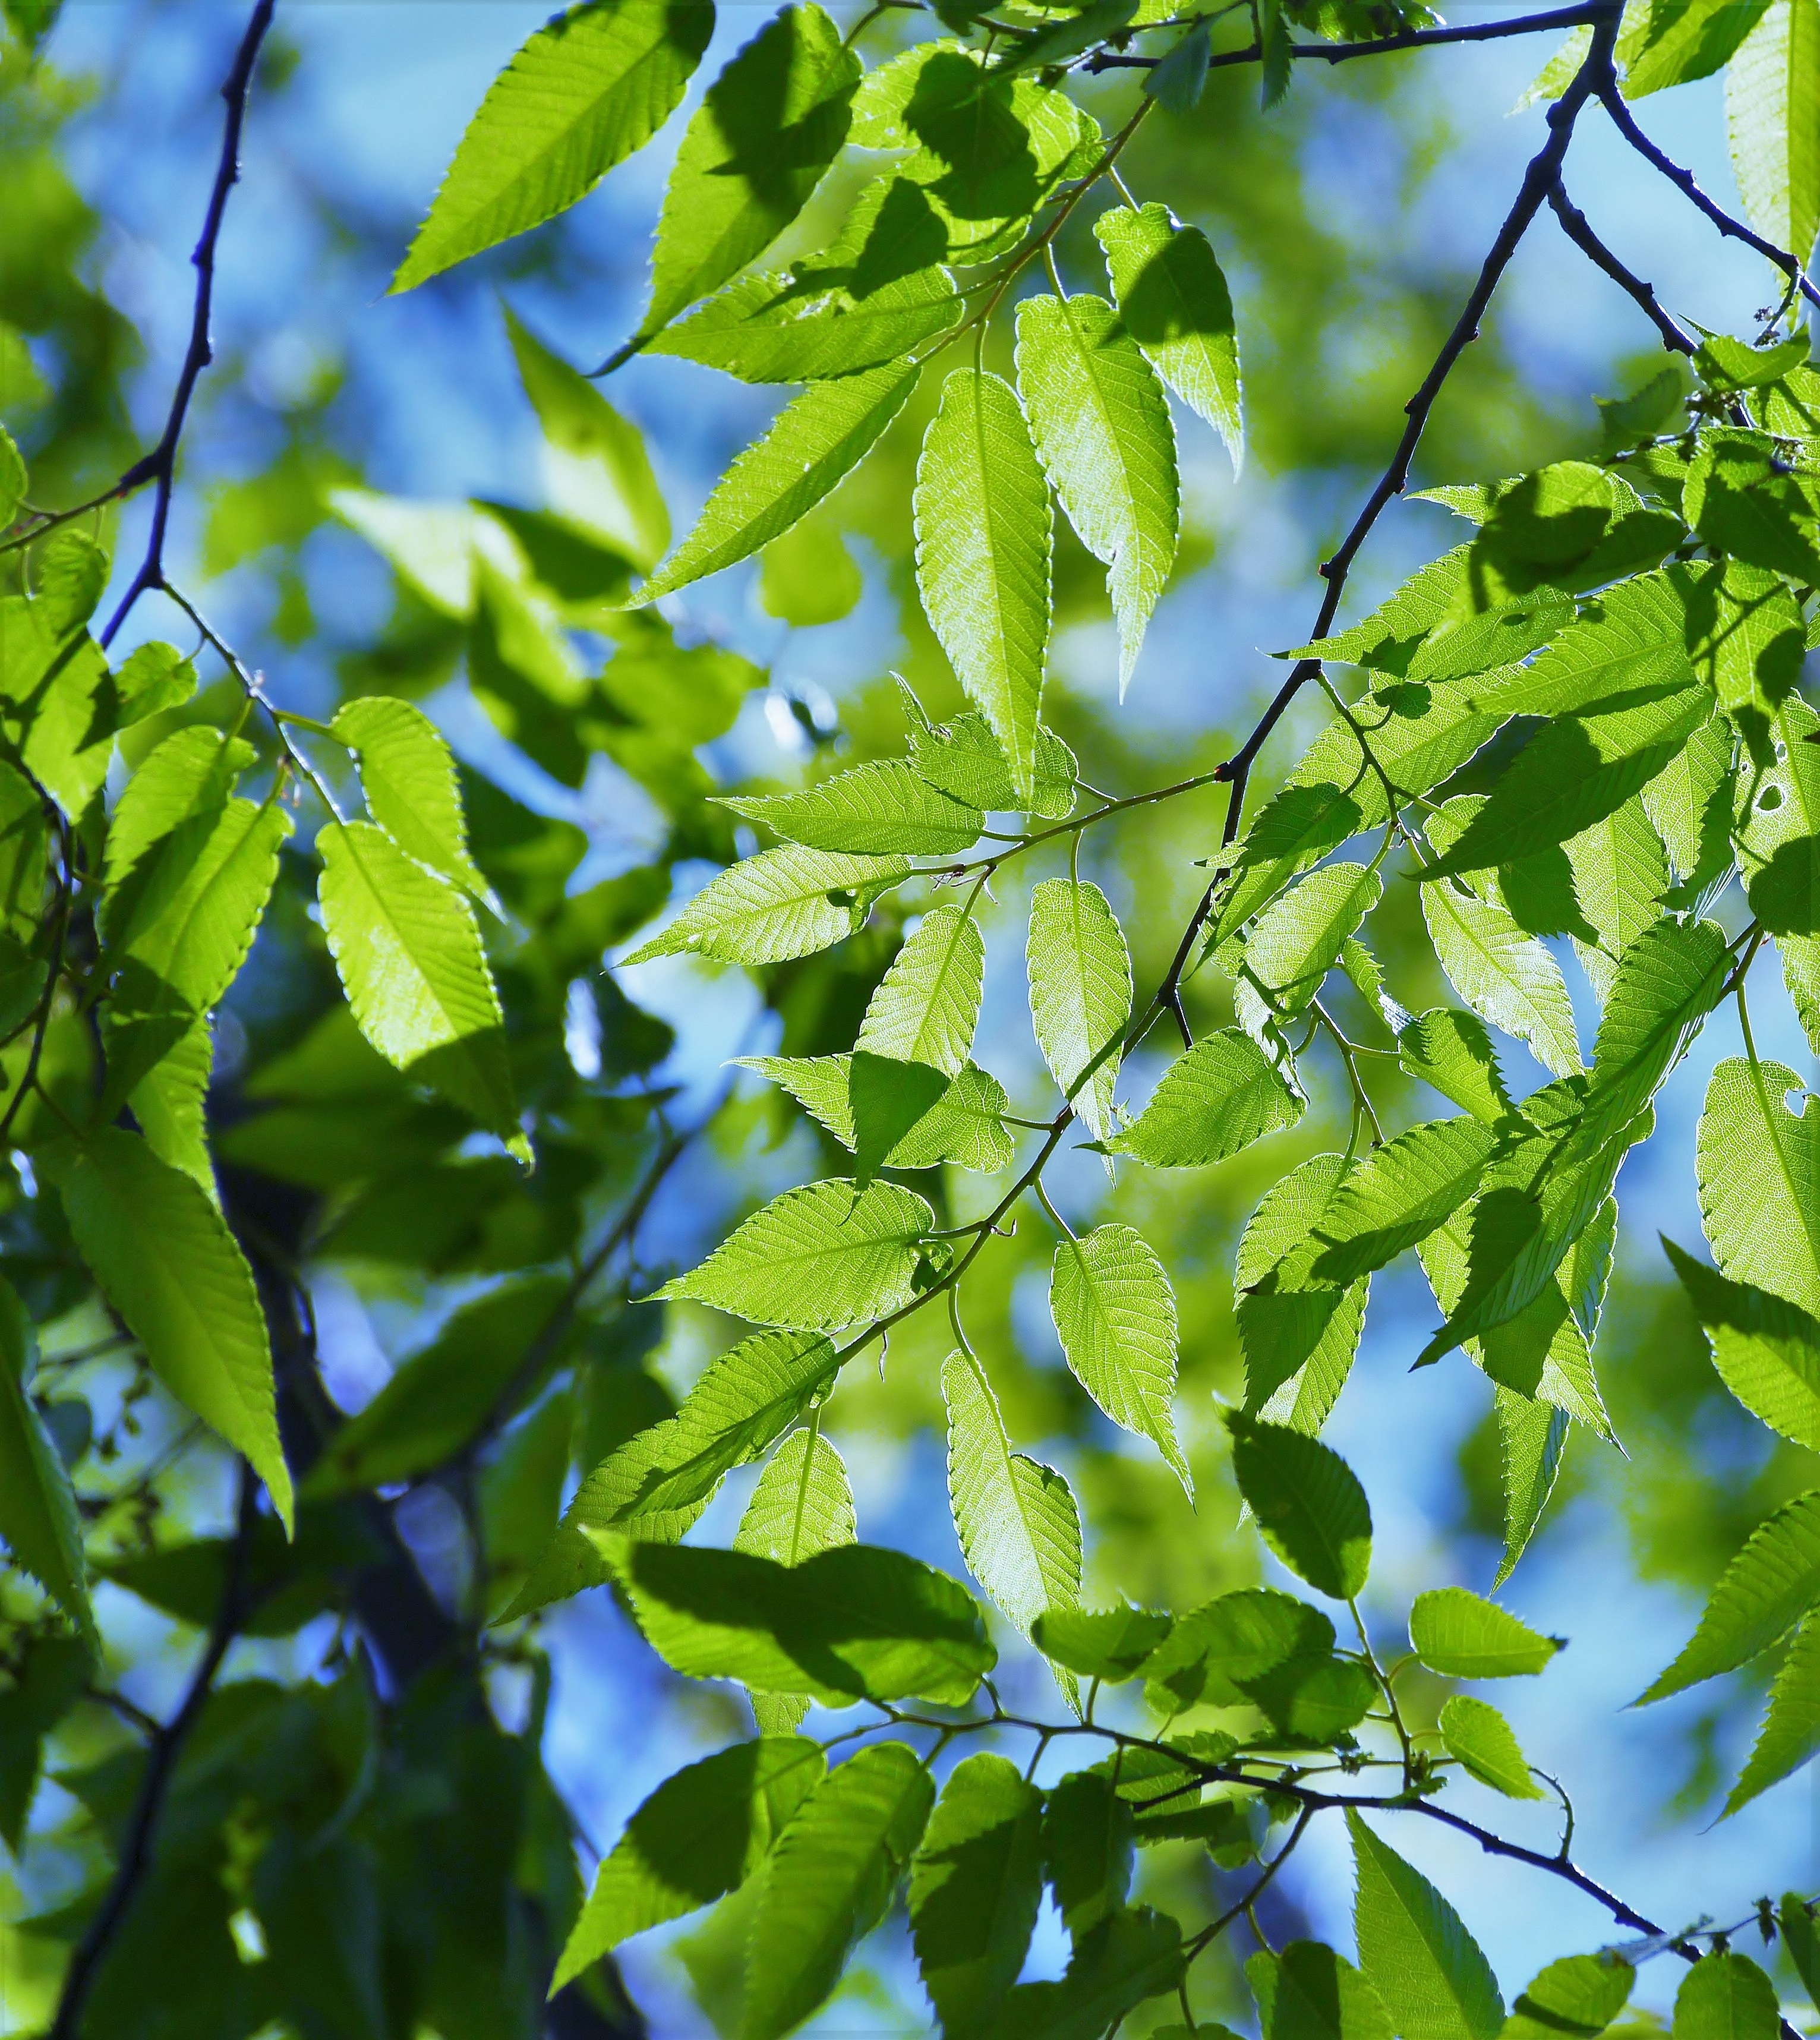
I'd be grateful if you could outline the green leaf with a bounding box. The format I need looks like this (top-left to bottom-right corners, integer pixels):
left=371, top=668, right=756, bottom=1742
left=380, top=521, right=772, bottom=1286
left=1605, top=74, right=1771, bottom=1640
left=1212, top=782, right=1366, bottom=948
left=125, top=1019, right=214, bottom=1200
left=1437, top=1694, right=1543, bottom=1798
left=1644, top=714, right=1733, bottom=893
left=1671, top=1953, right=1782, bottom=2040
left=551, top=1737, right=824, bottom=1987
left=504, top=1329, right=838, bottom=1618
left=1292, top=1118, right=1498, bottom=1289
left=736, top=1426, right=855, bottom=1566
left=1014, top=292, right=1177, bottom=694
left=1662, top=1238, right=1820, bottom=1451
left=1421, top=868, right=1582, bottom=1078
left=1094, top=203, right=1242, bottom=472
left=656, top=1178, right=934, bottom=1330
left=0, top=1276, right=90, bottom=1639
left=0, top=600, right=114, bottom=818
left=1686, top=558, right=1806, bottom=734
left=623, top=1540, right=994, bottom=1707
left=1291, top=678, right=1502, bottom=833
left=1698, top=1056, right=1820, bottom=1316
left=1726, top=1611, right=1820, bottom=1811
left=635, top=5, right=858, bottom=343
left=1051, top=1224, right=1189, bottom=1490
left=392, top=0, right=714, bottom=291
left=506, top=306, right=670, bottom=566
left=1027, top=878, right=1132, bottom=1143
left=1623, top=0, right=1768, bottom=92
left=857, top=904, right=985, bottom=1079
left=1233, top=863, right=1382, bottom=1020
left=942, top=1349, right=1081, bottom=1639
left=1407, top=1586, right=1560, bottom=1677
left=624, top=844, right=909, bottom=966
left=1236, top=1155, right=1368, bottom=1431
left=1778, top=1895, right=1820, bottom=2002
left=1032, top=1603, right=1172, bottom=1682
left=1425, top=688, right=1711, bottom=878
left=745, top=1742, right=935, bottom=2040
left=903, top=689, right=1077, bottom=818
left=985, top=1906, right=1182, bottom=2040
left=0, top=426, right=23, bottom=525
left=1256, top=1940, right=1393, bottom=2040
left=1396, top=1011, right=1512, bottom=1125
left=721, top=762, right=981, bottom=857
left=910, top=1753, right=1043, bottom=2039
left=1564, top=797, right=1668, bottom=999
left=317, top=821, right=520, bottom=1144
left=1503, top=1955, right=1634, bottom=2040
left=1111, top=1028, right=1304, bottom=1167
left=740, top=1055, right=1014, bottom=1172
left=1225, top=1412, right=1371, bottom=1600
left=51, top=1129, right=292, bottom=1532
left=332, top=696, right=496, bottom=908
left=1637, top=1487, right=1820, bottom=1701
left=1470, top=569, right=1694, bottom=719
left=1727, top=0, right=1820, bottom=270
left=914, top=369, right=1053, bottom=805
left=1494, top=1389, right=1570, bottom=1588
left=1040, top=1769, right=1134, bottom=1939
left=1348, top=1812, right=1504, bottom=2040
left=639, top=362, right=917, bottom=603
left=1140, top=1588, right=1370, bottom=1735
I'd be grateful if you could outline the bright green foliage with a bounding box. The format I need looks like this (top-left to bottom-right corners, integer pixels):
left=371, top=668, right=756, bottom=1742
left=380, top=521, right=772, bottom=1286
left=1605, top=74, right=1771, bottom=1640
left=635, top=5, right=858, bottom=345
left=1041, top=1768, right=1135, bottom=1938
left=720, top=762, right=982, bottom=857
left=620, top=1540, right=994, bottom=1705
left=639, top=363, right=918, bottom=602
left=1421, top=866, right=1582, bottom=1079
left=1112, top=1029, right=1304, bottom=1165
left=1234, top=863, right=1382, bottom=1021
left=0, top=1279, right=90, bottom=1638
left=1094, top=203, right=1243, bottom=472
left=1437, top=1695, right=1544, bottom=1798
left=656, top=1178, right=934, bottom=1329
left=1727, top=0, right=1820, bottom=264
left=1253, top=1940, right=1393, bottom=2040
left=1236, top=1155, right=1370, bottom=1431
left=856, top=903, right=985, bottom=1076
left=1638, top=1489, right=1820, bottom=1701
left=52, top=1130, right=292, bottom=1531
left=914, top=370, right=1053, bottom=803
left=744, top=1742, right=935, bottom=2040
left=392, top=0, right=714, bottom=290
left=1781, top=1896, right=1820, bottom=2001
left=760, top=515, right=865, bottom=621
left=942, top=1350, right=1081, bottom=1639
left=1408, top=1587, right=1560, bottom=1678
left=1032, top=1603, right=1171, bottom=1681
left=627, top=843, right=909, bottom=966
left=1226, top=1414, right=1371, bottom=1600
left=1726, top=1612, right=1820, bottom=1811
left=1051, top=1224, right=1188, bottom=1488
left=1015, top=292, right=1178, bottom=693
left=332, top=696, right=497, bottom=906
left=1671, top=1953, right=1783, bottom=2040
left=1027, top=878, right=1133, bottom=1142
left=553, top=1737, right=824, bottom=1985
left=1502, top=1955, right=1633, bottom=2040
left=1291, top=1118, right=1497, bottom=1288
left=737, top=1426, right=854, bottom=1565
left=1348, top=1813, right=1504, bottom=2040
left=1663, top=1239, right=1820, bottom=1450
left=909, top=1753, right=1043, bottom=2038
left=317, top=821, right=521, bottom=1144
left=1696, top=1057, right=1820, bottom=1315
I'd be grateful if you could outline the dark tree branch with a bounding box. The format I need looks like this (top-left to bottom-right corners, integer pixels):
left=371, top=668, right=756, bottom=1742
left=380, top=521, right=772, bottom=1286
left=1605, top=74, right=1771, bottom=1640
left=97, top=0, right=275, bottom=648
left=1598, top=85, right=1820, bottom=313
left=1548, top=179, right=1696, bottom=353
left=48, top=1463, right=259, bottom=2040
left=1084, top=2, right=1605, bottom=70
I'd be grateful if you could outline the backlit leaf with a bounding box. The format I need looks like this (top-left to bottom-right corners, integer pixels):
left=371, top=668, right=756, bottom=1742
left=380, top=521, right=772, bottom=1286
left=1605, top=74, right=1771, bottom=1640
left=1112, top=1029, right=1304, bottom=1166
left=0, top=1276, right=90, bottom=1638
left=1727, top=0, right=1820, bottom=267
left=1226, top=1412, right=1371, bottom=1600
left=720, top=762, right=982, bottom=857
left=1725, top=1613, right=1820, bottom=1812
left=1027, top=878, right=1132, bottom=1142
left=623, top=845, right=909, bottom=966
left=333, top=696, right=496, bottom=907
left=1051, top=1224, right=1189, bottom=1490
left=1437, top=1695, right=1544, bottom=1798
left=1408, top=1587, right=1560, bottom=1677
left=1671, top=1953, right=1782, bottom=2040
left=910, top=1753, right=1043, bottom=2039
left=1348, top=1813, right=1503, bottom=2040
left=1662, top=1238, right=1820, bottom=1451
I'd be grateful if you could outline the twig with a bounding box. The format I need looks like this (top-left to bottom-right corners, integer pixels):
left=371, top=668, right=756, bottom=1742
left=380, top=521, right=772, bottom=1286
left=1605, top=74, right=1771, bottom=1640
left=1548, top=181, right=1696, bottom=354
left=1187, top=1805, right=1314, bottom=1953
left=98, top=0, right=276, bottom=648
left=1598, top=86, right=1820, bottom=314
left=1086, top=2, right=1605, bottom=70
left=49, top=1462, right=259, bottom=2040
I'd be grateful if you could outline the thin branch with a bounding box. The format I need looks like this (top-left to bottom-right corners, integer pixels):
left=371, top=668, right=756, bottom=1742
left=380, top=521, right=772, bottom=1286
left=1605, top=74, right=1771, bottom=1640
left=1548, top=180, right=1696, bottom=353
left=49, top=1463, right=259, bottom=2040
left=98, top=0, right=276, bottom=647
left=1598, top=85, right=1820, bottom=314
left=1086, top=2, right=1604, bottom=70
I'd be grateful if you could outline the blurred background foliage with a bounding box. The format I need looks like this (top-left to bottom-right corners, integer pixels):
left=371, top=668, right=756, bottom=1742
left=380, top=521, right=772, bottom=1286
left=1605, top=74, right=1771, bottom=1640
left=0, top=1, right=1813, bottom=2033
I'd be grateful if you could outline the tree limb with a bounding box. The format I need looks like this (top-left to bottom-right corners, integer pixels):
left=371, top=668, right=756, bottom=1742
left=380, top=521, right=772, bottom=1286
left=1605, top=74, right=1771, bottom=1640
left=1548, top=179, right=1697, bottom=353
left=1085, top=2, right=1605, bottom=71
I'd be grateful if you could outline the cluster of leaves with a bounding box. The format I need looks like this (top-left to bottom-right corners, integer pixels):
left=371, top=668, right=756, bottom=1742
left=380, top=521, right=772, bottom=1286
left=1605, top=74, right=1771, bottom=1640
left=4, top=0, right=1820, bottom=2032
